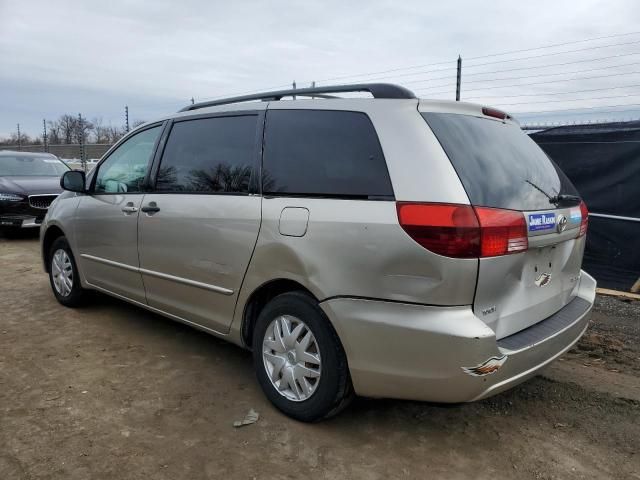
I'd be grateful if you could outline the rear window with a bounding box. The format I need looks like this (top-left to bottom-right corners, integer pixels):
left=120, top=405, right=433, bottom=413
left=263, top=110, right=393, bottom=199
left=422, top=112, right=579, bottom=211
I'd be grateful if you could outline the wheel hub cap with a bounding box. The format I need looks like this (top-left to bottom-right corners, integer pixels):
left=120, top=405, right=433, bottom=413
left=51, top=249, right=73, bottom=297
left=262, top=315, right=322, bottom=402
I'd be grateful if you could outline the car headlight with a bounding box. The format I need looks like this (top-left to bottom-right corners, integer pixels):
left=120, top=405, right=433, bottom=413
left=0, top=193, right=25, bottom=202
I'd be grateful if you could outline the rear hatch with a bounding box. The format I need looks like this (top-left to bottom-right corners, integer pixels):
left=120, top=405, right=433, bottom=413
left=422, top=109, right=587, bottom=339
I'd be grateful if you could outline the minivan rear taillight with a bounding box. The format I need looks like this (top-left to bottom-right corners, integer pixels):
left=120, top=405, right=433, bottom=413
left=396, top=203, right=528, bottom=259
left=579, top=200, right=588, bottom=237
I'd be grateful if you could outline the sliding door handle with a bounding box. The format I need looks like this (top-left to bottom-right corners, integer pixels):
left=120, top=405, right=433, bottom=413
left=141, top=202, right=160, bottom=214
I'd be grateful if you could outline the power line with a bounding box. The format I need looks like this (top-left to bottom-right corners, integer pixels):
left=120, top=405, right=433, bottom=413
left=414, top=60, right=640, bottom=90
left=345, top=38, right=640, bottom=86
left=331, top=39, right=640, bottom=86
left=314, top=60, right=455, bottom=84
left=459, top=39, right=640, bottom=70
left=464, top=81, right=640, bottom=99
left=307, top=31, right=640, bottom=84
left=496, top=93, right=640, bottom=107
left=514, top=104, right=640, bottom=115
left=191, top=33, right=640, bottom=101
left=422, top=70, right=640, bottom=96
left=403, top=51, right=640, bottom=85
left=462, top=30, right=640, bottom=61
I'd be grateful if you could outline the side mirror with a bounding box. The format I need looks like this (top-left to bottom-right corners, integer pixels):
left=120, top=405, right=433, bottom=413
left=60, top=170, right=86, bottom=193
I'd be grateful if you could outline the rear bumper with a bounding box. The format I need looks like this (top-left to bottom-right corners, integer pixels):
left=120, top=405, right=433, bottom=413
left=320, top=270, right=596, bottom=403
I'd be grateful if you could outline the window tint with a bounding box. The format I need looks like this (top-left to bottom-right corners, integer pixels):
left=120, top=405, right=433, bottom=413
left=263, top=110, right=393, bottom=198
left=156, top=116, right=258, bottom=193
left=95, top=126, right=161, bottom=193
left=422, top=113, right=580, bottom=211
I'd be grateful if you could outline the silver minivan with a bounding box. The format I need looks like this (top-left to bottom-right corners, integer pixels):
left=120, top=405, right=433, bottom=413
left=41, top=83, right=596, bottom=421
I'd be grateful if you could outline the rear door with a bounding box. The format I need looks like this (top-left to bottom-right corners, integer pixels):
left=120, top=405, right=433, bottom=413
left=137, top=112, right=263, bottom=333
left=422, top=111, right=586, bottom=338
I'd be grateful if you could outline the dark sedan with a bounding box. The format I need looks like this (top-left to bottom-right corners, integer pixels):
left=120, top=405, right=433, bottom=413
left=0, top=151, right=70, bottom=230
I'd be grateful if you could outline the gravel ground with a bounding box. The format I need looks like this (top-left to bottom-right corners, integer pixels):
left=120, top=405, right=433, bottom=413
left=1, top=233, right=638, bottom=480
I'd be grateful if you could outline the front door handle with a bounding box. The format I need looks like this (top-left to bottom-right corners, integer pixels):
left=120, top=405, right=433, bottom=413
left=121, top=202, right=138, bottom=214
left=141, top=202, right=160, bottom=214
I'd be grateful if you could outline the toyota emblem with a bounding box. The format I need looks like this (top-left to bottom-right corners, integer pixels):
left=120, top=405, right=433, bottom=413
left=556, top=214, right=568, bottom=233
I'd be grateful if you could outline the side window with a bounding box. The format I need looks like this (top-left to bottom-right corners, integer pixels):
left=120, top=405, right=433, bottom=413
left=95, top=126, right=161, bottom=193
left=155, top=115, right=258, bottom=193
left=263, top=110, right=393, bottom=198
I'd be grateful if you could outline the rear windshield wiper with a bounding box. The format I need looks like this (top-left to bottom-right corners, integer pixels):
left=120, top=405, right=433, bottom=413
left=525, top=180, right=580, bottom=207
left=548, top=193, right=581, bottom=206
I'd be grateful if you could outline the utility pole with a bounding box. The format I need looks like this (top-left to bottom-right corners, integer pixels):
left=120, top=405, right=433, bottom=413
left=125, top=105, right=130, bottom=133
left=456, top=55, right=462, bottom=101
left=292, top=80, right=296, bottom=100
left=43, top=119, right=48, bottom=153
left=78, top=113, right=86, bottom=171
left=17, top=123, right=21, bottom=150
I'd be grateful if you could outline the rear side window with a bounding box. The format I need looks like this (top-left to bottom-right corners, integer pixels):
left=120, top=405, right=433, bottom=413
left=263, top=110, right=393, bottom=198
left=422, top=112, right=580, bottom=211
left=156, top=115, right=258, bottom=193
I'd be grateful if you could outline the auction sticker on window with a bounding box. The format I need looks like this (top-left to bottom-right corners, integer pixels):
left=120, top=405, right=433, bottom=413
left=528, top=213, right=556, bottom=232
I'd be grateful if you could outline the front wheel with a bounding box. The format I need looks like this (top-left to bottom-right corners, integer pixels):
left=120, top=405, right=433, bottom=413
left=48, top=236, right=87, bottom=307
left=252, top=291, right=353, bottom=422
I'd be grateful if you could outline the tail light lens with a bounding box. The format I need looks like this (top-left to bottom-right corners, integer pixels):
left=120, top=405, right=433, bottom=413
left=396, top=202, right=528, bottom=258
left=579, top=200, right=588, bottom=237
left=474, top=207, right=528, bottom=257
left=396, top=203, right=480, bottom=258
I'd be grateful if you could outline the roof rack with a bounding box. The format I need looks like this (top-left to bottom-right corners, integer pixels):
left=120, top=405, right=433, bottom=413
left=179, top=83, right=416, bottom=112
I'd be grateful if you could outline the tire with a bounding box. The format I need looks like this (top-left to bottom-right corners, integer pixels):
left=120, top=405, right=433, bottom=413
left=252, top=291, right=353, bottom=422
left=48, top=236, right=87, bottom=307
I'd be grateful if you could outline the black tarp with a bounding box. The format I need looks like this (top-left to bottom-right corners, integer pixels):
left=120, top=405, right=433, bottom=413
left=530, top=122, right=640, bottom=291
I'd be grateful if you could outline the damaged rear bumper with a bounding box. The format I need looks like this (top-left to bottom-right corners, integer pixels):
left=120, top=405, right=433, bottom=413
left=319, top=271, right=596, bottom=403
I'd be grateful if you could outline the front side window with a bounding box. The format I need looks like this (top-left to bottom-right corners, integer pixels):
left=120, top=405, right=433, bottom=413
left=155, top=115, right=258, bottom=193
left=262, top=110, right=393, bottom=198
left=94, top=126, right=161, bottom=193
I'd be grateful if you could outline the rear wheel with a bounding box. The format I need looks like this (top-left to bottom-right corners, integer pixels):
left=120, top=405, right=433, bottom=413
left=49, top=236, right=87, bottom=307
left=252, top=291, right=353, bottom=422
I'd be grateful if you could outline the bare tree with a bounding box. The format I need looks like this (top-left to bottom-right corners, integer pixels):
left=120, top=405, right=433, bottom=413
left=58, top=114, right=77, bottom=144
left=47, top=120, right=62, bottom=144
left=74, top=117, right=93, bottom=144
left=131, top=119, right=146, bottom=129
left=2, top=130, right=33, bottom=145
left=92, top=117, right=110, bottom=143
left=106, top=124, right=125, bottom=143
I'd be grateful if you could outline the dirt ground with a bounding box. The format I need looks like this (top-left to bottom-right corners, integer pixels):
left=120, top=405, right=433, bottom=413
left=1, top=233, right=638, bottom=480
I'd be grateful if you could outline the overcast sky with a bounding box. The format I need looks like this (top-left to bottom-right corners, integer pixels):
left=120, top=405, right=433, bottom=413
left=1, top=0, right=639, bottom=138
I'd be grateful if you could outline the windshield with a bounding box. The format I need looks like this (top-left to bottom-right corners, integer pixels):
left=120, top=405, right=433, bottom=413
left=422, top=112, right=580, bottom=211
left=0, top=155, right=69, bottom=176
